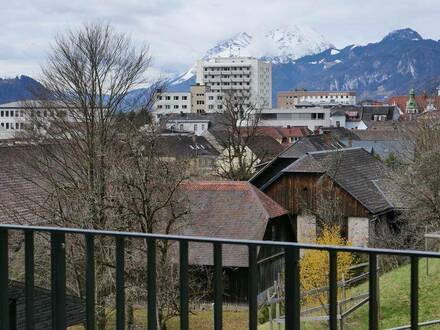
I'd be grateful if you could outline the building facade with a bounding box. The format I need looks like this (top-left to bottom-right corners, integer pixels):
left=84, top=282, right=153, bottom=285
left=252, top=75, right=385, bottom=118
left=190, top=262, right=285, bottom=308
left=190, top=84, right=224, bottom=114
left=277, top=90, right=356, bottom=108
left=196, top=57, right=272, bottom=108
left=152, top=92, right=191, bottom=120
left=258, top=107, right=331, bottom=130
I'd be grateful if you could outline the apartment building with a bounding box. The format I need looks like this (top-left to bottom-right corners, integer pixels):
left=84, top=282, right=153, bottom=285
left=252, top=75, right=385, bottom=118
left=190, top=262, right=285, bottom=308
left=258, top=107, right=331, bottom=130
left=277, top=90, right=356, bottom=108
left=196, top=56, right=272, bottom=108
left=190, top=84, right=224, bottom=114
left=152, top=92, right=191, bottom=120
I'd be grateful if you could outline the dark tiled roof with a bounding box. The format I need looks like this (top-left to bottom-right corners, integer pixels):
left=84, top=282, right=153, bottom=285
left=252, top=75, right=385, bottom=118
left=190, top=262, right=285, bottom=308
left=157, top=135, right=219, bottom=158
left=283, top=148, right=395, bottom=214
left=279, top=134, right=344, bottom=159
left=180, top=181, right=288, bottom=267
left=0, top=145, right=47, bottom=225
left=9, top=280, right=84, bottom=329
left=250, top=134, right=344, bottom=189
left=246, top=135, right=285, bottom=162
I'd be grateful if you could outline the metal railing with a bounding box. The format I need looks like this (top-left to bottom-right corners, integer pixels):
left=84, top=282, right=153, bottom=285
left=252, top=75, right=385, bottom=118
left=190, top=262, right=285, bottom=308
left=0, top=224, right=440, bottom=330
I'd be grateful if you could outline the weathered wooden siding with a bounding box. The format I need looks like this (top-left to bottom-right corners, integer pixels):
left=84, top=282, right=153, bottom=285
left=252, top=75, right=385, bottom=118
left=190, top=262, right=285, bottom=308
left=264, top=173, right=370, bottom=218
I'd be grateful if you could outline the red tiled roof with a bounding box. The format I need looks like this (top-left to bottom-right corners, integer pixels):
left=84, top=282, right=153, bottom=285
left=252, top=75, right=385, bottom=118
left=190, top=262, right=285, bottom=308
left=180, top=180, right=289, bottom=267
left=388, top=95, right=440, bottom=113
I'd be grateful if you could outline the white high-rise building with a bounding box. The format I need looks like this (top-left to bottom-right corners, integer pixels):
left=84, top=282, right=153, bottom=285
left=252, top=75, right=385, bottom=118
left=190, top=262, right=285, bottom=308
left=196, top=57, right=272, bottom=108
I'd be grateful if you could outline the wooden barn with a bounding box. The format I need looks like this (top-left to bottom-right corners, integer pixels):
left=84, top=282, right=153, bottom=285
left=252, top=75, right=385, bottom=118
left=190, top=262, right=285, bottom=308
left=180, top=181, right=295, bottom=302
left=251, top=147, right=402, bottom=247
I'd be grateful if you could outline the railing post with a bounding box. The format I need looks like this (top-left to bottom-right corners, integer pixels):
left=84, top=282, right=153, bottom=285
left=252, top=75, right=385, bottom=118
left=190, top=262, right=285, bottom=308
left=25, top=231, right=34, bottom=330
left=213, top=243, right=223, bottom=330
left=285, top=246, right=300, bottom=330
left=411, top=256, right=419, bottom=330
left=147, top=239, right=157, bottom=330
left=0, top=229, right=9, bottom=330
left=51, top=232, right=66, bottom=330
left=85, top=234, right=95, bottom=330
left=248, top=245, right=258, bottom=330
left=329, top=251, right=338, bottom=330
left=179, top=241, right=189, bottom=330
left=369, top=253, right=379, bottom=330
left=116, top=237, right=125, bottom=330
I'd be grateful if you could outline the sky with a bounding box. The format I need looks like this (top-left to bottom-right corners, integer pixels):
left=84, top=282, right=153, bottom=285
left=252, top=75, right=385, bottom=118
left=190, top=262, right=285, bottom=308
left=1, top=0, right=440, bottom=79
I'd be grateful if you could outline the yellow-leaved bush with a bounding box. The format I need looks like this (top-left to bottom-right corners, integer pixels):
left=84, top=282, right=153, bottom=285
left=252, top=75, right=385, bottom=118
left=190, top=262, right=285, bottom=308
left=300, top=226, right=354, bottom=306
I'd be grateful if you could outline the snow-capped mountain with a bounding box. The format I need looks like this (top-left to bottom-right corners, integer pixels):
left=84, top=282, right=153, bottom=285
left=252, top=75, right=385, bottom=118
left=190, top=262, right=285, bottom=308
left=172, top=28, right=440, bottom=101
left=172, top=25, right=333, bottom=85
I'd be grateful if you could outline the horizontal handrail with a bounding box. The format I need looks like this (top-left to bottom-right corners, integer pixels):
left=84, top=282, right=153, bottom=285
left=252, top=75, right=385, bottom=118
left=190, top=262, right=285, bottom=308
left=1, top=224, right=439, bottom=258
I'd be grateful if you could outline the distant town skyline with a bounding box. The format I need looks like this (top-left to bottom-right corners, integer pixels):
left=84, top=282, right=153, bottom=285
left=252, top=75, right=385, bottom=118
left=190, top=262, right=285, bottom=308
left=1, top=0, right=440, bottom=78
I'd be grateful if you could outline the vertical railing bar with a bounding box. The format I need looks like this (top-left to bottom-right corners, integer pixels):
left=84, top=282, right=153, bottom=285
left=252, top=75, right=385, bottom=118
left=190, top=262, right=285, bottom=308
left=213, top=243, right=223, bottom=330
left=0, top=229, right=9, bottom=330
left=329, top=250, right=338, bottom=330
left=51, top=232, right=66, bottom=330
left=25, top=230, right=35, bottom=330
left=179, top=241, right=189, bottom=330
left=116, top=237, right=125, bottom=330
left=285, top=246, right=300, bottom=330
left=147, top=238, right=157, bottom=330
left=369, top=253, right=379, bottom=330
left=248, top=245, right=258, bottom=330
left=411, top=256, right=419, bottom=330
left=85, top=234, right=96, bottom=330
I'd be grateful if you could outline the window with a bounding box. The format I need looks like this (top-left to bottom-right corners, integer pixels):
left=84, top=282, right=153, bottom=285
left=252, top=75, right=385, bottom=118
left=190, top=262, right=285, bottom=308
left=318, top=113, right=325, bottom=119
left=15, top=123, right=19, bottom=129
left=208, top=96, right=214, bottom=100
left=201, top=124, right=205, bottom=130
left=182, top=96, right=187, bottom=100
left=174, top=105, right=179, bottom=109
left=0, top=123, right=3, bottom=127
left=165, top=96, right=171, bottom=100
left=165, top=105, right=170, bottom=109
left=6, top=123, right=9, bottom=129
left=157, top=105, right=162, bottom=109
left=5, top=111, right=9, bottom=117
left=194, top=124, right=198, bottom=131
left=208, top=105, right=214, bottom=110
left=157, top=96, right=162, bottom=100
left=179, top=124, right=184, bottom=130
left=217, top=95, right=222, bottom=100
left=197, top=100, right=204, bottom=105
left=15, top=111, right=19, bottom=117
left=174, top=96, right=179, bottom=100
left=217, top=105, right=223, bottom=110
left=182, top=105, right=187, bottom=109
left=0, top=111, right=3, bottom=117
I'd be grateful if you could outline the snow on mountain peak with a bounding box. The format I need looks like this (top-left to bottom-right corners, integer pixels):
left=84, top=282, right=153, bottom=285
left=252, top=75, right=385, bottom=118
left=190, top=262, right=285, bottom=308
left=204, top=25, right=333, bottom=63
left=172, top=25, right=333, bottom=84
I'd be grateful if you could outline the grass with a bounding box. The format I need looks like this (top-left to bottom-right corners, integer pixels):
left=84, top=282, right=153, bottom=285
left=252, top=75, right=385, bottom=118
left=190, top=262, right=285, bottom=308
left=261, top=258, right=440, bottom=330
left=71, top=259, right=440, bottom=329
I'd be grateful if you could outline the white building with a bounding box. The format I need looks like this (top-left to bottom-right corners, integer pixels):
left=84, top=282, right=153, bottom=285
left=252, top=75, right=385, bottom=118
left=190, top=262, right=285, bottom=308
left=152, top=92, right=191, bottom=120
left=196, top=57, right=272, bottom=108
left=278, top=90, right=356, bottom=107
left=258, top=107, right=330, bottom=130
left=0, top=101, right=72, bottom=140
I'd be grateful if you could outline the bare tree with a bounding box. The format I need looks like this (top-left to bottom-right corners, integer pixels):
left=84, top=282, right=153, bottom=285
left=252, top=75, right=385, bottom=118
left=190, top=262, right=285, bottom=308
left=214, top=91, right=265, bottom=180
left=14, top=23, right=194, bottom=329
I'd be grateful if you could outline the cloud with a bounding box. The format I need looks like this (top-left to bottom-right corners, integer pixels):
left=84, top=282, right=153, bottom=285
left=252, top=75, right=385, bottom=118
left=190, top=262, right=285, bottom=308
left=1, top=0, right=439, bottom=78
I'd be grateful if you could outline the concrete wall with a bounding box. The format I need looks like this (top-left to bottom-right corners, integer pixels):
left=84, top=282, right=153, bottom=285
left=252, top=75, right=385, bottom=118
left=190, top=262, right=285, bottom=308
left=297, top=214, right=316, bottom=244
left=348, top=217, right=369, bottom=247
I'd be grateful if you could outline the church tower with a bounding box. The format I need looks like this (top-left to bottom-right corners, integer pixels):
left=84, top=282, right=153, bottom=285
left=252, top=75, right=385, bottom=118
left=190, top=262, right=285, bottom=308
left=406, top=88, right=418, bottom=114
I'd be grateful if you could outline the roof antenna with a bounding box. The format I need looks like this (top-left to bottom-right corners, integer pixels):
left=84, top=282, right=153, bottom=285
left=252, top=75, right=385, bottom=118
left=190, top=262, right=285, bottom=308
left=238, top=47, right=241, bottom=57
